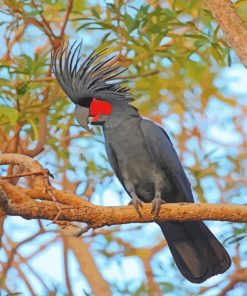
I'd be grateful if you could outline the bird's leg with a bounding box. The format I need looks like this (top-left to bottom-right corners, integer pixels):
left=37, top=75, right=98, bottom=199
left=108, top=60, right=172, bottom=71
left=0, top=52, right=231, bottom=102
left=151, top=191, right=166, bottom=217
left=129, top=190, right=143, bottom=217
left=123, top=175, right=143, bottom=216
left=152, top=171, right=166, bottom=217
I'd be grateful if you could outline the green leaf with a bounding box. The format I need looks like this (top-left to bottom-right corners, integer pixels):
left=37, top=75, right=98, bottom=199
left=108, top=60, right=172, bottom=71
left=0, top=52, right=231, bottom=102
left=82, top=289, right=91, bottom=296
left=101, top=32, right=111, bottom=43
left=91, top=7, right=100, bottom=19
left=21, top=54, right=33, bottom=73
left=227, top=50, right=232, bottom=67
left=159, top=282, right=174, bottom=292
left=27, top=118, right=39, bottom=140
left=164, top=8, right=176, bottom=18
left=16, top=82, right=28, bottom=95
left=76, top=22, right=95, bottom=31
left=0, top=106, right=19, bottom=125
left=223, top=233, right=247, bottom=245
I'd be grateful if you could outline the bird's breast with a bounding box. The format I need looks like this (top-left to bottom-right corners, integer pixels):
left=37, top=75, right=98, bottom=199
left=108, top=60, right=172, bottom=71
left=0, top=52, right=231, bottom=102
left=104, top=122, right=168, bottom=202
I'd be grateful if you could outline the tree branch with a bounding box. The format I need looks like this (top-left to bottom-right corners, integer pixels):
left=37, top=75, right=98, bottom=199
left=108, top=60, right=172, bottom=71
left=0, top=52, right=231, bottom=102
left=0, top=181, right=246, bottom=228
left=0, top=154, right=246, bottom=230
left=0, top=170, right=49, bottom=180
left=204, top=0, right=247, bottom=67
left=0, top=153, right=46, bottom=188
left=60, top=0, right=73, bottom=37
left=218, top=268, right=247, bottom=296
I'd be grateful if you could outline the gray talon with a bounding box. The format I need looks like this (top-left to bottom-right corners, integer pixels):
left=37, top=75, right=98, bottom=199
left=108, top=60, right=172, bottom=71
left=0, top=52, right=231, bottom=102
left=131, top=194, right=143, bottom=217
left=151, top=194, right=165, bottom=217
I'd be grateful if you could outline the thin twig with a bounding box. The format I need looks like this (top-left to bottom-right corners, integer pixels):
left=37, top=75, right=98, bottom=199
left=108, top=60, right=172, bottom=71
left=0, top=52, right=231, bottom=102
left=29, top=77, right=54, bottom=83
left=2, top=228, right=47, bottom=276
left=75, top=226, right=91, bottom=237
left=122, top=70, right=159, bottom=79
left=0, top=170, right=50, bottom=180
left=45, top=186, right=63, bottom=224
left=60, top=0, right=73, bottom=37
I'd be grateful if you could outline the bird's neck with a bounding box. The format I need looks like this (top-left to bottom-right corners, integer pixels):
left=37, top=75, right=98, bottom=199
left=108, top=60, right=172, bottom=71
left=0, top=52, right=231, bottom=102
left=103, top=103, right=140, bottom=130
left=104, top=104, right=140, bottom=129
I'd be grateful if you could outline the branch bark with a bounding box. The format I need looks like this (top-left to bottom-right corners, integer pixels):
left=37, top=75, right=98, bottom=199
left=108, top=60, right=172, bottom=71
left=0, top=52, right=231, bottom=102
left=204, top=0, right=247, bottom=67
left=0, top=181, right=246, bottom=228
left=60, top=0, right=73, bottom=37
left=0, top=154, right=246, bottom=230
left=0, top=153, right=46, bottom=188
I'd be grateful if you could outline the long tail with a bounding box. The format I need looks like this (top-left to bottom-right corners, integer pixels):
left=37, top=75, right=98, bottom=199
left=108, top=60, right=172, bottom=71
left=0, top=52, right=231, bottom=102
left=157, top=221, right=231, bottom=283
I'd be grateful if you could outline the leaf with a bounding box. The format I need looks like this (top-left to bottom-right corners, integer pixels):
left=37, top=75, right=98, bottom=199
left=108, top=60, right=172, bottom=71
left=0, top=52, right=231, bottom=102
left=125, top=13, right=138, bottom=33
left=16, top=82, right=28, bottom=95
left=0, top=105, right=19, bottom=125
left=76, top=22, right=94, bottom=31
left=82, top=290, right=91, bottom=296
left=184, top=34, right=209, bottom=40
left=27, top=118, right=39, bottom=140
left=223, top=233, right=247, bottom=245
left=159, top=281, right=175, bottom=292
left=227, top=50, right=232, bottom=67
left=91, top=7, right=100, bottom=19
left=21, top=54, right=33, bottom=73
left=101, top=32, right=111, bottom=43
left=164, top=8, right=176, bottom=18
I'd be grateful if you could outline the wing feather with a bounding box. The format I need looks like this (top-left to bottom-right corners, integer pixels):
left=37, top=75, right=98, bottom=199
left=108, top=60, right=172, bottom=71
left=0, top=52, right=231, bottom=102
left=140, top=119, right=194, bottom=203
left=104, top=141, right=129, bottom=195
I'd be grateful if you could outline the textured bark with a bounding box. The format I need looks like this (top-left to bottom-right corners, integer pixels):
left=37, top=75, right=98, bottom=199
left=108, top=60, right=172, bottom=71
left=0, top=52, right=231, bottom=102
left=0, top=181, right=246, bottom=229
left=0, top=153, right=246, bottom=230
left=204, top=0, right=247, bottom=67
left=0, top=153, right=45, bottom=188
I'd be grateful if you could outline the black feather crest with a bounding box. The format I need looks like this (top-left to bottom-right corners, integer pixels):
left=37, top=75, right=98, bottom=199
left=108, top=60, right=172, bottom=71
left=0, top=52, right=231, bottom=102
left=51, top=41, right=132, bottom=106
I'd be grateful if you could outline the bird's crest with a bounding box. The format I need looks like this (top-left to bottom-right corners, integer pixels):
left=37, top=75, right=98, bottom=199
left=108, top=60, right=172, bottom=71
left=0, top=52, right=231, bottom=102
left=51, top=41, right=132, bottom=107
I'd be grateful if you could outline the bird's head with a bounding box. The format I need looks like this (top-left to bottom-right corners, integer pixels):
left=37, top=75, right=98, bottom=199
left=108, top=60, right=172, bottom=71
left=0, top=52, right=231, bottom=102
left=51, top=41, right=133, bottom=130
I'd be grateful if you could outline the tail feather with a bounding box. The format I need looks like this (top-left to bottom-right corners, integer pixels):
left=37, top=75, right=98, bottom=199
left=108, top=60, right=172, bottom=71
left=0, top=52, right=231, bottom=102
left=158, top=221, right=231, bottom=283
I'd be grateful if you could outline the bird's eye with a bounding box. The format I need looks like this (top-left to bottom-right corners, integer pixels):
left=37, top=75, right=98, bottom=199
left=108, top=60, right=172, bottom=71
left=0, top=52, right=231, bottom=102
left=79, top=97, right=92, bottom=108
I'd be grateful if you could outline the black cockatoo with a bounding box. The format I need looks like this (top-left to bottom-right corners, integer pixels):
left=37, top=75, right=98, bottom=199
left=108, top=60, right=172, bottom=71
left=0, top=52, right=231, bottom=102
left=51, top=42, right=231, bottom=283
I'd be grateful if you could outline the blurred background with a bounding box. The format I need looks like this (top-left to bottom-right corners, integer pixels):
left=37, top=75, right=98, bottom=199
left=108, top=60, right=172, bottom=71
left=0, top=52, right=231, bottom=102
left=0, top=0, right=246, bottom=295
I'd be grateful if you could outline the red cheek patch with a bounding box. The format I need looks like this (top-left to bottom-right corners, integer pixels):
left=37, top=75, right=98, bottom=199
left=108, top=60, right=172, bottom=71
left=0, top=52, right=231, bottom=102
left=90, top=98, right=112, bottom=121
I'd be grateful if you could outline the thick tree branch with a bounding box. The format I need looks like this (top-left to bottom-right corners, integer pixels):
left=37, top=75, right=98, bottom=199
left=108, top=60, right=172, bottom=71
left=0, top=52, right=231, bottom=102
left=204, top=0, right=247, bottom=67
left=0, top=181, right=246, bottom=229
left=0, top=153, right=46, bottom=188
left=0, top=154, right=246, bottom=230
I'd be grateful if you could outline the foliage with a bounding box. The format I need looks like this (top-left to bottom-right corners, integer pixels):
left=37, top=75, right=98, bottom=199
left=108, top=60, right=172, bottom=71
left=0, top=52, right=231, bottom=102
left=0, top=0, right=246, bottom=295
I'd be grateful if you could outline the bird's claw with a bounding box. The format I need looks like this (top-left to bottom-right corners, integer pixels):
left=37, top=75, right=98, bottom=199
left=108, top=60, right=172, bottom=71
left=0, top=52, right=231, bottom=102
left=151, top=194, right=166, bottom=217
left=131, top=194, right=143, bottom=217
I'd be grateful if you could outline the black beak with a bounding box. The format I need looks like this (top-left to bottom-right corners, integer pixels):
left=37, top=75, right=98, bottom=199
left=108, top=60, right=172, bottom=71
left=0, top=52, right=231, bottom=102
left=74, top=105, right=90, bottom=130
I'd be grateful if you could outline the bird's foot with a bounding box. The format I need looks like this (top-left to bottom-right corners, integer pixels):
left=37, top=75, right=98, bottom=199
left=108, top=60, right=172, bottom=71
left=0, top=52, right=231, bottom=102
left=151, top=193, right=166, bottom=217
left=130, top=193, right=143, bottom=217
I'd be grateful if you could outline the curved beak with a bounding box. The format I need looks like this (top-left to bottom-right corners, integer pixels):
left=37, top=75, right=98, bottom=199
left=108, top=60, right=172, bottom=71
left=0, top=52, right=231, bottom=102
left=75, top=105, right=90, bottom=130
